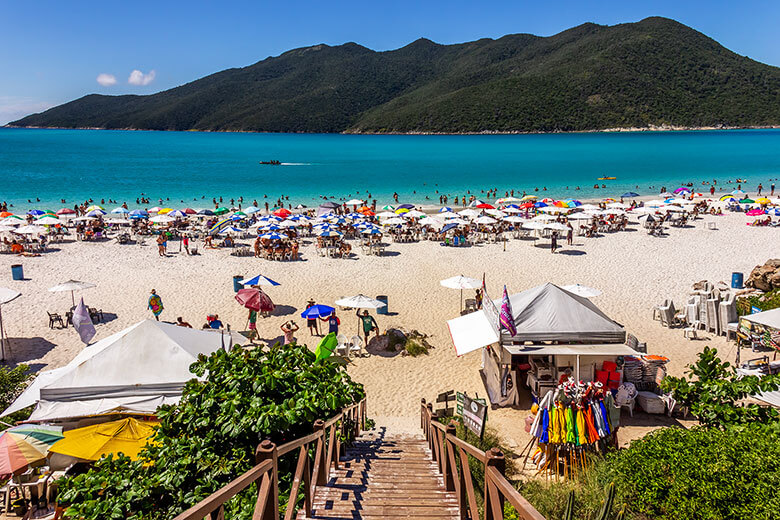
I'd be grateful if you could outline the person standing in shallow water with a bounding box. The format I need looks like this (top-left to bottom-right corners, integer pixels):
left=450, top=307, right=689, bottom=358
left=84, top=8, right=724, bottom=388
left=148, top=289, right=163, bottom=321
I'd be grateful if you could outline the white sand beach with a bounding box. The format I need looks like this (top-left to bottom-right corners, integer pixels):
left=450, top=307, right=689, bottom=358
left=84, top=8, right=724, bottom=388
left=0, top=210, right=773, bottom=448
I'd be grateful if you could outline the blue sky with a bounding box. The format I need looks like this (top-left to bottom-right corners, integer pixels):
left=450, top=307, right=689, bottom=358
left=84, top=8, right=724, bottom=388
left=2, top=0, right=779, bottom=124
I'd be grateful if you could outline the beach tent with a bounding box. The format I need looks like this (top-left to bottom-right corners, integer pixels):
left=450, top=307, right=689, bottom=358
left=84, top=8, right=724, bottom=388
left=2, top=320, right=247, bottom=422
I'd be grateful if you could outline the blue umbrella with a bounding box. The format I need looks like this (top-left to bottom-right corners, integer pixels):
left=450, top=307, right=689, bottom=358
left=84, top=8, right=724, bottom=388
left=168, top=210, right=187, bottom=218
left=261, top=224, right=282, bottom=231
left=301, top=305, right=334, bottom=319
left=362, top=228, right=382, bottom=235
left=319, top=230, right=343, bottom=237
left=87, top=209, right=106, bottom=217
left=129, top=209, right=148, bottom=216
left=240, top=274, right=280, bottom=287
left=111, top=207, right=130, bottom=214
left=27, top=210, right=45, bottom=216
left=534, top=202, right=548, bottom=208
left=260, top=232, right=285, bottom=240
left=397, top=204, right=415, bottom=210
left=441, top=223, right=459, bottom=233
left=622, top=192, right=639, bottom=198
left=198, top=209, right=215, bottom=216
left=439, top=207, right=453, bottom=213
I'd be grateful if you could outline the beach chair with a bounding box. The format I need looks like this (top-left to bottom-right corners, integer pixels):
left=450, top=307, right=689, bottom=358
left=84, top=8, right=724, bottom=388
left=652, top=299, right=670, bottom=321
left=335, top=334, right=349, bottom=357
left=47, top=312, right=65, bottom=329
left=89, top=307, right=104, bottom=323
left=349, top=335, right=364, bottom=357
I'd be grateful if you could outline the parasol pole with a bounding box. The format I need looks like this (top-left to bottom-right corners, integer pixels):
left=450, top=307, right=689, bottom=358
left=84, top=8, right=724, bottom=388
left=0, top=305, right=6, bottom=361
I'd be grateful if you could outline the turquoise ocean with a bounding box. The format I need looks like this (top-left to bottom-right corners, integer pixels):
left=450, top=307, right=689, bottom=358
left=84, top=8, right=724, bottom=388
left=1, top=128, right=779, bottom=210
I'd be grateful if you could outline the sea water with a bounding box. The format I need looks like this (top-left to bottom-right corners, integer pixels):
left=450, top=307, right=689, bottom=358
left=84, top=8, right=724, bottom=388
left=1, top=127, right=779, bottom=210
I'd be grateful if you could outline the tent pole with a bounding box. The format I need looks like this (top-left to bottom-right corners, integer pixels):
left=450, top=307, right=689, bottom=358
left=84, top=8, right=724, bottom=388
left=575, top=355, right=580, bottom=381
left=0, top=305, right=6, bottom=361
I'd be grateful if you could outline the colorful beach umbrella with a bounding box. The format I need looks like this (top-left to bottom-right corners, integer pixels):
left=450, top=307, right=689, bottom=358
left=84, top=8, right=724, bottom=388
left=56, top=208, right=76, bottom=216
left=740, top=198, right=755, bottom=204
left=208, top=218, right=233, bottom=235
left=235, top=288, right=275, bottom=313
left=27, top=210, right=45, bottom=216
left=301, top=304, right=335, bottom=319
left=746, top=209, right=765, bottom=216
left=273, top=208, right=291, bottom=218
left=719, top=195, right=737, bottom=202
left=475, top=203, right=495, bottom=209
left=622, top=192, right=639, bottom=198
left=48, top=418, right=158, bottom=462
left=0, top=425, right=63, bottom=478
left=183, top=208, right=197, bottom=215
left=157, top=208, right=174, bottom=215
left=755, top=198, right=772, bottom=205
left=214, top=207, right=229, bottom=215
left=260, top=232, right=286, bottom=240
left=240, top=274, right=280, bottom=287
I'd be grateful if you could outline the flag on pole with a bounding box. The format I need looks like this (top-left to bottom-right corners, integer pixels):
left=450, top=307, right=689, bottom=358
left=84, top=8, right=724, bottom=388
left=499, top=285, right=516, bottom=337
left=72, top=297, right=96, bottom=345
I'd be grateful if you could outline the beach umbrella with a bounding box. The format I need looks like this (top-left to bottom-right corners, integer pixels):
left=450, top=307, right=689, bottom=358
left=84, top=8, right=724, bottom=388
left=533, top=202, right=548, bottom=208
left=85, top=205, right=104, bottom=212
left=345, top=199, right=364, bottom=206
left=48, top=279, right=96, bottom=307
left=168, top=210, right=187, bottom=218
left=438, top=207, right=453, bottom=213
left=731, top=190, right=746, bottom=197
left=755, top=198, right=772, bottom=205
left=739, top=198, right=755, bottom=204
left=279, top=220, right=298, bottom=228
left=0, top=425, right=64, bottom=478
left=503, top=215, right=526, bottom=223
left=622, top=192, right=639, bottom=198
left=150, top=214, right=175, bottom=224
left=0, top=288, right=21, bottom=361
left=273, top=208, right=291, bottom=218
left=405, top=210, right=426, bottom=218
left=157, top=208, right=174, bottom=215
left=0, top=212, right=14, bottom=219
left=301, top=304, right=335, bottom=319
left=376, top=211, right=397, bottom=218
left=485, top=209, right=506, bottom=218
left=56, top=208, right=76, bottom=216
left=475, top=203, right=495, bottom=209
left=396, top=204, right=414, bottom=210
left=319, top=230, right=343, bottom=237
left=458, top=209, right=480, bottom=218
left=14, top=225, right=46, bottom=235
left=545, top=222, right=570, bottom=231
left=183, top=208, right=197, bottom=215
left=335, top=294, right=386, bottom=310
left=440, top=275, right=481, bottom=312
left=561, top=284, right=602, bottom=298
left=243, top=206, right=260, bottom=214
left=746, top=209, right=765, bottom=216
left=229, top=213, right=246, bottom=221
left=520, top=195, right=538, bottom=201
left=673, top=187, right=691, bottom=194
left=197, top=209, right=215, bottom=216
left=214, top=207, right=229, bottom=215
left=148, top=206, right=161, bottom=213
left=48, top=418, right=158, bottom=462
left=523, top=221, right=548, bottom=230
left=261, top=224, right=283, bottom=232
left=260, top=232, right=286, bottom=240
left=440, top=223, right=459, bottom=233
left=382, top=218, right=405, bottom=226
left=362, top=228, right=382, bottom=235
left=208, top=218, right=233, bottom=235
left=495, top=197, right=521, bottom=205
left=35, top=216, right=60, bottom=226
left=395, top=208, right=410, bottom=215
left=240, top=274, right=280, bottom=287
left=129, top=209, right=148, bottom=216
left=86, top=209, right=106, bottom=217
left=607, top=202, right=629, bottom=209
left=474, top=216, right=497, bottom=225
left=381, top=205, right=396, bottom=211
left=111, top=207, right=130, bottom=215
left=219, top=226, right=244, bottom=235
left=26, top=210, right=45, bottom=217
left=236, top=288, right=275, bottom=313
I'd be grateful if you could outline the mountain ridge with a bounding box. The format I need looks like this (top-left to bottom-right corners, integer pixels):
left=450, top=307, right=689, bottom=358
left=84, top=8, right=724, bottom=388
left=11, top=17, right=780, bottom=133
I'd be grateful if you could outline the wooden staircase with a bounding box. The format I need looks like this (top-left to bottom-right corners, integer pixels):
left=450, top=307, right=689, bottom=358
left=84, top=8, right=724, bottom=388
left=298, top=428, right=460, bottom=519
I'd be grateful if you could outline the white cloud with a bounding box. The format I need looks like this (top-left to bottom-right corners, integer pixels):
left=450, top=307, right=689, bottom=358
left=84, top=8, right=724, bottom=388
left=0, top=96, right=54, bottom=125
left=128, top=69, right=156, bottom=86
left=96, top=73, right=117, bottom=86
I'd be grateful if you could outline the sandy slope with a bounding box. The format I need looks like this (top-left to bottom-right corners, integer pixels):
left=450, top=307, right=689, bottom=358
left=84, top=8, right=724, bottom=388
left=0, top=212, right=771, bottom=448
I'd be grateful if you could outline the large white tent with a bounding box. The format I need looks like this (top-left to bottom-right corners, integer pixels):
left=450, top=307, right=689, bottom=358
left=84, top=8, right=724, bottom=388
left=3, top=320, right=247, bottom=422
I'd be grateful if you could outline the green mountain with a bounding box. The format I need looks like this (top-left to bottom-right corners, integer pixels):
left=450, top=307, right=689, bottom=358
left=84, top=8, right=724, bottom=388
left=11, top=17, right=780, bottom=133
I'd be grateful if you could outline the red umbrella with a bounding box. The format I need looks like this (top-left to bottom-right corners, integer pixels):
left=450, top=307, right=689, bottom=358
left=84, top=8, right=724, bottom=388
left=519, top=202, right=535, bottom=209
left=56, top=208, right=76, bottom=215
left=235, top=288, right=275, bottom=312
left=273, top=208, right=291, bottom=218
left=183, top=208, right=196, bottom=215
left=475, top=203, right=494, bottom=209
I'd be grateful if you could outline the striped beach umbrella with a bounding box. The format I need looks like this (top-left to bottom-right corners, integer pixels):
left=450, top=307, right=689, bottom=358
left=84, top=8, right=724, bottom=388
left=0, top=425, right=63, bottom=478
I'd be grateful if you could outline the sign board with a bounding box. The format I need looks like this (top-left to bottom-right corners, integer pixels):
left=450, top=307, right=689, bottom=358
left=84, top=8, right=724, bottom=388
left=436, top=390, right=455, bottom=417
left=456, top=392, right=487, bottom=438
left=752, top=306, right=762, bottom=314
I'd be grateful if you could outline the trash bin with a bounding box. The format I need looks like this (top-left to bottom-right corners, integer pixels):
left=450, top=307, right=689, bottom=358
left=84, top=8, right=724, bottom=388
left=11, top=264, right=23, bottom=281
left=233, top=275, right=243, bottom=293
left=376, top=295, right=388, bottom=315
left=731, top=272, right=744, bottom=289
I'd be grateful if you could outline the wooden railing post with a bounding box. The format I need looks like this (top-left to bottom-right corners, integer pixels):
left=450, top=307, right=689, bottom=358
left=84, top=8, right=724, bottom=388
left=312, top=419, right=327, bottom=487
left=426, top=402, right=434, bottom=448
left=421, top=398, right=427, bottom=432
left=484, top=448, right=506, bottom=520
left=443, top=422, right=457, bottom=492
left=254, top=440, right=278, bottom=520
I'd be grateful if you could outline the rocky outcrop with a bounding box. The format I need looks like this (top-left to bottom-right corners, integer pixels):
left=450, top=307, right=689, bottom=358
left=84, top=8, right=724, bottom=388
left=745, top=259, right=780, bottom=292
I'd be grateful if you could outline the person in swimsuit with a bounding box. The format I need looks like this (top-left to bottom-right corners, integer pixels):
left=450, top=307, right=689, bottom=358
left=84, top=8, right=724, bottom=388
left=148, top=289, right=163, bottom=321
left=357, top=310, right=378, bottom=344
left=305, top=299, right=320, bottom=336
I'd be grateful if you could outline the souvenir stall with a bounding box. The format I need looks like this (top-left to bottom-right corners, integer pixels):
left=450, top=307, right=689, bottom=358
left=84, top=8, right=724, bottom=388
left=737, top=307, right=780, bottom=361
left=448, top=283, right=642, bottom=407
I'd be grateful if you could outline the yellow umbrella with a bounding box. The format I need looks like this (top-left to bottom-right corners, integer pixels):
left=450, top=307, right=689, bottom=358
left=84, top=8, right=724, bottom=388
left=755, top=198, right=771, bottom=205
left=157, top=208, right=174, bottom=214
left=48, top=418, right=158, bottom=461
left=520, top=195, right=538, bottom=201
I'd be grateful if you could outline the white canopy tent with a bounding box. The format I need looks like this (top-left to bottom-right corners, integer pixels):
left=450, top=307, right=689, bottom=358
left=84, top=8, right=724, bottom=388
left=2, top=320, right=247, bottom=422
left=740, top=308, right=780, bottom=329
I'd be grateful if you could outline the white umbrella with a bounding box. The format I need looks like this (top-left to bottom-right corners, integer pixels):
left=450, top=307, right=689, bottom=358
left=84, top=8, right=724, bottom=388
left=445, top=218, right=468, bottom=225
left=376, top=211, right=397, bottom=218
left=578, top=204, right=599, bottom=211
left=334, top=294, right=387, bottom=309
left=36, top=216, right=60, bottom=226
left=503, top=216, right=526, bottom=223
left=49, top=280, right=96, bottom=307
left=244, top=206, right=262, bottom=214
left=440, top=275, right=481, bottom=312
left=502, top=207, right=521, bottom=214
left=458, top=209, right=480, bottom=218
left=474, top=216, right=497, bottom=225
left=532, top=214, right=556, bottom=221
left=485, top=209, right=506, bottom=218
left=645, top=199, right=666, bottom=207
left=545, top=222, right=570, bottom=231
left=345, top=199, right=365, bottom=206
left=219, top=226, right=244, bottom=235
left=607, top=202, right=629, bottom=209
left=14, top=225, right=46, bottom=235
left=149, top=215, right=175, bottom=224
left=382, top=218, right=405, bottom=226
left=0, top=288, right=21, bottom=361
left=523, top=221, right=548, bottom=230
left=405, top=210, right=426, bottom=218
left=567, top=213, right=592, bottom=220
left=561, top=284, right=602, bottom=298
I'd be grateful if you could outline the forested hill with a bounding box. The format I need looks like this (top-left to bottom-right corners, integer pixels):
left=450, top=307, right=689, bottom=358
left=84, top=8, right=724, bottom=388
left=11, top=17, right=780, bottom=133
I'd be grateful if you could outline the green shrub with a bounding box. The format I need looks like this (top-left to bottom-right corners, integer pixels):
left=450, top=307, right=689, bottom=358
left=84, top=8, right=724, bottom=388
left=0, top=364, right=32, bottom=429
left=404, top=331, right=432, bottom=357
left=58, top=343, right=364, bottom=520
left=737, top=288, right=780, bottom=315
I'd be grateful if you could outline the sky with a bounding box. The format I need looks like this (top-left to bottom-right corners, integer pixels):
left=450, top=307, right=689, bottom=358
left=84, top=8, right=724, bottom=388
left=2, top=0, right=779, bottom=124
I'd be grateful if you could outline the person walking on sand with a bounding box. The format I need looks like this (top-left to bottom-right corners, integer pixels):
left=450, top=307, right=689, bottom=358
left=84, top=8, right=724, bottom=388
left=357, top=310, right=379, bottom=345
left=757, top=183, right=763, bottom=196
left=247, top=309, right=258, bottom=340
left=566, top=223, right=573, bottom=246
left=281, top=320, right=299, bottom=344
left=157, top=235, right=166, bottom=257
left=550, top=231, right=558, bottom=254
left=182, top=234, right=190, bottom=255
left=148, top=289, right=163, bottom=321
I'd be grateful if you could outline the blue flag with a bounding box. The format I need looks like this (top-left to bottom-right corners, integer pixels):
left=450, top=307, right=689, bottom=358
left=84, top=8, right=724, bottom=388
left=72, top=297, right=96, bottom=345
left=499, top=285, right=517, bottom=337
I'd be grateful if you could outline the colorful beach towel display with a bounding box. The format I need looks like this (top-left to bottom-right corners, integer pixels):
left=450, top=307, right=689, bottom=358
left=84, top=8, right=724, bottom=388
left=524, top=379, right=618, bottom=479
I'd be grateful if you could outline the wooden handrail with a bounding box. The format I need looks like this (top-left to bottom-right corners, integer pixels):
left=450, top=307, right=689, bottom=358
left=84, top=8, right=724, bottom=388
left=420, top=398, right=546, bottom=520
left=172, top=397, right=366, bottom=520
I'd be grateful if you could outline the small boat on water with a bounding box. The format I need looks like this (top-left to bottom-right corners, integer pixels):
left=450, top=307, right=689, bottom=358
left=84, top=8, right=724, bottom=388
left=598, top=176, right=617, bottom=180
left=259, top=160, right=282, bottom=165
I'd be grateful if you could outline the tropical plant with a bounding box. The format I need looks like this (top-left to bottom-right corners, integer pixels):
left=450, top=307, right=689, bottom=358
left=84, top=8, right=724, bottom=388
left=0, top=364, right=32, bottom=429
left=661, top=346, right=780, bottom=428
left=58, top=342, right=364, bottom=520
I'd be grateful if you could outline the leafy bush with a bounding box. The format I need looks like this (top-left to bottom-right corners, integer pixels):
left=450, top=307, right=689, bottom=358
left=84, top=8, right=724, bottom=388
left=0, top=364, right=32, bottom=429
left=58, top=343, right=364, bottom=520
left=661, top=346, right=780, bottom=428
left=737, top=288, right=780, bottom=315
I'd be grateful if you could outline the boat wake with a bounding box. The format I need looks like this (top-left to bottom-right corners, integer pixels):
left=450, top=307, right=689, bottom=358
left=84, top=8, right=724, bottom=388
left=280, top=162, right=311, bottom=166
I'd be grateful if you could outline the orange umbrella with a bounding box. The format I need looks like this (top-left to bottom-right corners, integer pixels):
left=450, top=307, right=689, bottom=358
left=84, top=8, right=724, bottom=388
left=0, top=212, right=12, bottom=219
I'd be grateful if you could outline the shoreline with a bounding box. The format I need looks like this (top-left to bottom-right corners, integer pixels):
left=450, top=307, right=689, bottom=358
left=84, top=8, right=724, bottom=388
left=5, top=124, right=780, bottom=136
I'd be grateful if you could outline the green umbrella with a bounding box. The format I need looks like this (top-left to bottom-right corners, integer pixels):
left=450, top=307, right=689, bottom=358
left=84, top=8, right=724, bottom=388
left=740, top=198, right=755, bottom=204
left=214, top=207, right=229, bottom=215
left=315, top=333, right=338, bottom=360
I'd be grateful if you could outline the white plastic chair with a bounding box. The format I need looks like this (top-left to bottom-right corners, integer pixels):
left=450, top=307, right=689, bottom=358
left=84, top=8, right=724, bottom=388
left=335, top=334, right=349, bottom=356
left=349, top=335, right=364, bottom=357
